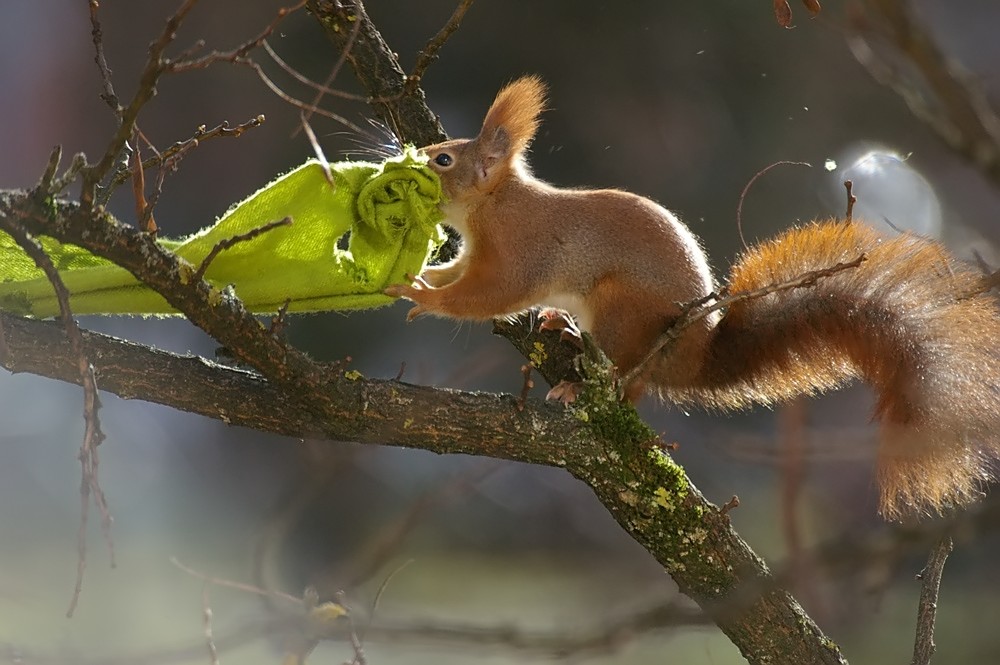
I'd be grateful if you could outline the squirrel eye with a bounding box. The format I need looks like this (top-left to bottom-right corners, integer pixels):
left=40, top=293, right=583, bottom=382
left=434, top=153, right=454, bottom=168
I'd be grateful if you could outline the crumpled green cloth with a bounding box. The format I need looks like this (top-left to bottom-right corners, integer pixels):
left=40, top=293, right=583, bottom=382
left=0, top=148, right=445, bottom=317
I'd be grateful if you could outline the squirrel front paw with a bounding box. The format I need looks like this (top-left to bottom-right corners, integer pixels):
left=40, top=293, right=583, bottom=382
left=385, top=274, right=433, bottom=321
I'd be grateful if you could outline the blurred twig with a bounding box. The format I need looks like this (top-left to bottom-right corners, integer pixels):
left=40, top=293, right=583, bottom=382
left=848, top=0, right=1000, bottom=187
left=910, top=535, right=952, bottom=665
left=0, top=186, right=113, bottom=617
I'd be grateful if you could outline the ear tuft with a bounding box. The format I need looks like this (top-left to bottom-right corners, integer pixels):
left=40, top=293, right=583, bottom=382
left=479, top=75, right=547, bottom=159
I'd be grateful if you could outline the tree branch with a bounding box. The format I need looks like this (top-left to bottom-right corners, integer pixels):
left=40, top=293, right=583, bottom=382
left=0, top=185, right=847, bottom=664
left=306, top=0, right=447, bottom=146
left=0, top=2, right=857, bottom=661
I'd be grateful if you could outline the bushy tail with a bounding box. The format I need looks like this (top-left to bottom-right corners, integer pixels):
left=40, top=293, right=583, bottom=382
left=666, top=219, right=1000, bottom=519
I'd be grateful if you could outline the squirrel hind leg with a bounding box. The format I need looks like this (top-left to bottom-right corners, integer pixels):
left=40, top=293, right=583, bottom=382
left=585, top=277, right=702, bottom=403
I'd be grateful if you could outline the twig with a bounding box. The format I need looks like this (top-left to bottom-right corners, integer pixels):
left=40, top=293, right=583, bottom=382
left=911, top=535, right=953, bottom=665
left=37, top=145, right=63, bottom=194
left=201, top=586, right=220, bottom=665
left=517, top=364, right=534, bottom=411
left=621, top=253, right=866, bottom=389
left=300, top=112, right=334, bottom=187
left=194, top=216, right=292, bottom=282
left=364, top=598, right=709, bottom=657
left=288, top=9, right=365, bottom=136
left=720, top=495, right=740, bottom=516
left=168, top=0, right=307, bottom=73
left=84, top=0, right=300, bottom=204
left=248, top=61, right=376, bottom=138
left=405, top=0, right=476, bottom=92
left=270, top=298, right=293, bottom=338
left=130, top=129, right=157, bottom=234
left=0, top=215, right=113, bottom=617
left=81, top=0, right=201, bottom=205
left=170, top=556, right=303, bottom=606
left=108, top=116, right=266, bottom=191
left=843, top=180, right=856, bottom=221
left=87, top=0, right=121, bottom=118
left=330, top=462, right=501, bottom=592
left=735, top=161, right=811, bottom=249
left=263, top=40, right=370, bottom=104
left=306, top=0, right=447, bottom=147
left=53, top=152, right=89, bottom=194
left=339, top=590, right=368, bottom=665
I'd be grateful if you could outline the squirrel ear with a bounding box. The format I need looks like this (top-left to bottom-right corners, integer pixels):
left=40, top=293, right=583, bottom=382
left=475, top=127, right=511, bottom=183
left=479, top=75, right=547, bottom=160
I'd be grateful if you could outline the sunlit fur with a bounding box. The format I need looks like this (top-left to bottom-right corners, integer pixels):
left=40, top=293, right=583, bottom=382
left=661, top=220, right=1000, bottom=519
left=395, top=76, right=1000, bottom=520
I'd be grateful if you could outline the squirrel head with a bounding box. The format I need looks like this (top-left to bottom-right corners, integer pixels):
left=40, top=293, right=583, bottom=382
left=423, top=75, right=547, bottom=203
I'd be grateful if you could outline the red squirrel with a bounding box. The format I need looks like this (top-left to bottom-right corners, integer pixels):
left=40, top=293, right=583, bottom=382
left=385, top=75, right=1000, bottom=520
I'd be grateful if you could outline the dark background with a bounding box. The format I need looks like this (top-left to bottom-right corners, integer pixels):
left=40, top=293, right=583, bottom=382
left=1, top=2, right=999, bottom=663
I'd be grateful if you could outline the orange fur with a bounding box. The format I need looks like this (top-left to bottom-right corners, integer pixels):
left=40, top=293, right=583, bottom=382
left=386, top=77, right=1000, bottom=520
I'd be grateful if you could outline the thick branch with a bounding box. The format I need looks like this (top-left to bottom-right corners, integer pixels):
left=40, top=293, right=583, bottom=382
left=0, top=186, right=845, bottom=663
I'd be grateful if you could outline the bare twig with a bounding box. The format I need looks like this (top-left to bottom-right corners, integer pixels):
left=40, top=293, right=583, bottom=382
left=364, top=598, right=709, bottom=657
left=405, top=0, right=476, bottom=92
left=517, top=363, right=534, bottom=411
left=288, top=9, right=364, bottom=135
left=37, top=145, right=63, bottom=194
left=843, top=180, right=856, bottom=221
left=270, top=298, right=293, bottom=338
left=193, top=216, right=292, bottom=282
left=130, top=130, right=157, bottom=234
left=910, top=535, right=953, bottom=665
left=85, top=0, right=301, bottom=205
left=168, top=0, right=307, bottom=73
left=82, top=0, right=200, bottom=205
left=736, top=160, right=811, bottom=249
left=171, top=557, right=304, bottom=606
left=621, top=253, right=867, bottom=388
left=306, top=0, right=447, bottom=147
left=248, top=61, right=377, bottom=138
left=0, top=215, right=113, bottom=617
left=340, top=590, right=368, bottom=665
left=53, top=152, right=89, bottom=194
left=107, top=116, right=266, bottom=192
left=328, top=462, right=501, bottom=592
left=263, top=40, right=370, bottom=104
left=300, top=112, right=334, bottom=186
left=201, top=586, right=220, bottom=665
left=87, top=0, right=121, bottom=118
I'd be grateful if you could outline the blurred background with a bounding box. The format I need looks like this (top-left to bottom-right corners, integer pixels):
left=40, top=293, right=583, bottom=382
left=2, top=1, right=999, bottom=663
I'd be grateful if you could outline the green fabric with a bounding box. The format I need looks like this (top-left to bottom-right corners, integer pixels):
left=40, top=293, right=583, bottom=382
left=0, top=148, right=445, bottom=317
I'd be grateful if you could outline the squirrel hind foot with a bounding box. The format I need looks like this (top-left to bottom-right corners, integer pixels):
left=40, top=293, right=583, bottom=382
left=546, top=380, right=583, bottom=404
left=537, top=308, right=584, bottom=347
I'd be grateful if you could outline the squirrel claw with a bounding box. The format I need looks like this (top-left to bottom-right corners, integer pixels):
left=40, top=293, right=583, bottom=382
left=405, top=304, right=425, bottom=322
left=384, top=284, right=407, bottom=298
left=546, top=380, right=583, bottom=404
left=538, top=308, right=584, bottom=348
